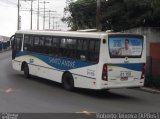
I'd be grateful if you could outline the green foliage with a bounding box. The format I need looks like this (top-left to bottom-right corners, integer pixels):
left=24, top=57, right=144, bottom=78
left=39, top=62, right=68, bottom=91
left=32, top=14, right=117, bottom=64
left=151, top=0, right=160, bottom=26
left=62, top=0, right=160, bottom=31
left=62, top=0, right=96, bottom=30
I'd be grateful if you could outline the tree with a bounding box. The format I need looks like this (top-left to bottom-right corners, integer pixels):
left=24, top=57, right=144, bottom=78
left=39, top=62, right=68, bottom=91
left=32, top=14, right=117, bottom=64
left=62, top=0, right=96, bottom=30
left=62, top=0, right=160, bottom=31
left=151, top=0, right=160, bottom=26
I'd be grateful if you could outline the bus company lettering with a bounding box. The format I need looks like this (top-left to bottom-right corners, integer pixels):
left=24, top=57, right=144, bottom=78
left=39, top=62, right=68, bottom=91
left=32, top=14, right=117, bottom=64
left=49, top=57, right=75, bottom=68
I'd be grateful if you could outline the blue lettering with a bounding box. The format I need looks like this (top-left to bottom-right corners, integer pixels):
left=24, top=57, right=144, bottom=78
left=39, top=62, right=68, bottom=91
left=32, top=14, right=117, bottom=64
left=49, top=57, right=76, bottom=69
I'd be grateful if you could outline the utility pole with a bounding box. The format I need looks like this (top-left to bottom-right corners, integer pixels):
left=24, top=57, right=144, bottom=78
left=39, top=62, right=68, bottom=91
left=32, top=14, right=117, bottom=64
left=40, top=1, right=49, bottom=30
left=52, top=17, right=59, bottom=30
left=17, top=0, right=20, bottom=30
left=30, top=0, right=33, bottom=30
left=49, top=10, right=51, bottom=29
left=47, top=10, right=56, bottom=29
left=52, top=16, right=55, bottom=30
left=22, top=0, right=35, bottom=30
left=55, top=22, right=58, bottom=30
left=34, top=10, right=56, bottom=30
left=96, top=0, right=101, bottom=31
left=37, top=0, right=40, bottom=30
left=51, top=14, right=60, bottom=30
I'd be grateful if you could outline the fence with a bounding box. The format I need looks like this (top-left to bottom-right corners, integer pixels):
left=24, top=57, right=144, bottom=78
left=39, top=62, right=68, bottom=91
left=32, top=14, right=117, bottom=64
left=0, top=41, right=11, bottom=52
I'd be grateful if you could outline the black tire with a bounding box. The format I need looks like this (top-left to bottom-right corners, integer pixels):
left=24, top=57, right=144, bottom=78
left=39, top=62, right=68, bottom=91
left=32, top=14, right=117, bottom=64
left=62, top=73, right=74, bottom=91
left=23, top=64, right=30, bottom=78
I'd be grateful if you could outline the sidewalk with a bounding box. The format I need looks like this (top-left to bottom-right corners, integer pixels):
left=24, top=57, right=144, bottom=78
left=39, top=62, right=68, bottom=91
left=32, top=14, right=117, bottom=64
left=140, top=87, right=160, bottom=94
left=0, top=48, right=11, bottom=53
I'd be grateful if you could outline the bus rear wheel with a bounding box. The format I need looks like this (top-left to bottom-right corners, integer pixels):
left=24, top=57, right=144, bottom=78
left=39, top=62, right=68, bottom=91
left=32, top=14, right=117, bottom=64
left=23, top=64, right=30, bottom=78
left=62, top=73, right=74, bottom=91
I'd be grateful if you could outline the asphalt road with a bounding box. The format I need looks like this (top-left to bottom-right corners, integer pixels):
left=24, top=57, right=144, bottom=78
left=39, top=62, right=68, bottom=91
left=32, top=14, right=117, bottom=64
left=0, top=51, right=160, bottom=113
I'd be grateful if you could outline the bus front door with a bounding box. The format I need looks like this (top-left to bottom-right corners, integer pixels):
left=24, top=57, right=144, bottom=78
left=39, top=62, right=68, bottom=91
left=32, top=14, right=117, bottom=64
left=10, top=34, right=22, bottom=60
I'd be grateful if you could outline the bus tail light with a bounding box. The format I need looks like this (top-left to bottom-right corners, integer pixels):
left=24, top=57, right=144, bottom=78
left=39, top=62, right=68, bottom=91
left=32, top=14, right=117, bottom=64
left=102, top=64, right=108, bottom=81
left=141, top=63, right=146, bottom=79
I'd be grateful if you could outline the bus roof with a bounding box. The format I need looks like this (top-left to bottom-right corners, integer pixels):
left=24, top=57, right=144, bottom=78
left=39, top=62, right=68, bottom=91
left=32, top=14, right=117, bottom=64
left=16, top=30, right=107, bottom=39
left=15, top=30, right=142, bottom=39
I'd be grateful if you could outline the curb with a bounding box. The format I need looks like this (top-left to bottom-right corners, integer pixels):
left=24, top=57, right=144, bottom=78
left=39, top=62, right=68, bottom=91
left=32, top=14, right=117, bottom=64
left=140, top=87, right=160, bottom=94
left=0, top=48, right=11, bottom=53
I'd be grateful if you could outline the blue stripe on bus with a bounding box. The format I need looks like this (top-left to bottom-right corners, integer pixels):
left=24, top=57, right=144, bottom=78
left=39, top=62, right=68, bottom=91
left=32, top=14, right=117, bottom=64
left=16, top=51, right=96, bottom=70
left=110, top=63, right=144, bottom=71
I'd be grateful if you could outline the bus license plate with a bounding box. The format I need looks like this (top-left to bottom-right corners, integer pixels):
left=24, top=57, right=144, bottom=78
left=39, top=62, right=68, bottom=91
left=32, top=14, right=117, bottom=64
left=120, top=71, right=131, bottom=81
left=121, top=77, right=128, bottom=81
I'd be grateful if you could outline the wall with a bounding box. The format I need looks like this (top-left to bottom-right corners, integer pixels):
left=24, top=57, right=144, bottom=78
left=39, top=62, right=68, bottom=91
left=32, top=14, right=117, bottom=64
left=123, top=27, right=160, bottom=86
left=150, top=43, right=160, bottom=84
left=123, top=27, right=160, bottom=56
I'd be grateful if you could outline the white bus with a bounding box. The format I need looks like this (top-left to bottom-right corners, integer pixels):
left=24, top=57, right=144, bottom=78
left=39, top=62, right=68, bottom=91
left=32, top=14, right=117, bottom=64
left=11, top=30, right=146, bottom=91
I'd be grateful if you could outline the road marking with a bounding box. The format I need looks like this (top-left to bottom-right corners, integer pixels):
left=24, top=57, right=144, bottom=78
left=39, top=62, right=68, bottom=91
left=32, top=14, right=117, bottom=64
left=5, top=88, right=13, bottom=93
left=0, top=88, right=19, bottom=93
left=76, top=110, right=96, bottom=115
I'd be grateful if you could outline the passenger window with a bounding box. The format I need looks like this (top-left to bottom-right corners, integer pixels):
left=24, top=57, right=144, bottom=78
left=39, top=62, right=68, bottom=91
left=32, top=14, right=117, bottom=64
left=83, top=40, right=88, bottom=51
left=60, top=38, right=77, bottom=58
left=34, top=36, right=39, bottom=46
left=52, top=37, right=59, bottom=48
left=29, top=36, right=34, bottom=52
left=77, top=40, right=83, bottom=50
left=76, top=39, right=88, bottom=61
left=60, top=38, right=66, bottom=48
left=88, top=40, right=100, bottom=63
left=39, top=36, right=45, bottom=46
left=95, top=40, right=100, bottom=53
left=14, top=35, right=22, bottom=51
left=45, top=37, right=52, bottom=46
left=89, top=40, right=95, bottom=51
left=44, top=36, right=52, bottom=55
left=24, top=35, right=29, bottom=51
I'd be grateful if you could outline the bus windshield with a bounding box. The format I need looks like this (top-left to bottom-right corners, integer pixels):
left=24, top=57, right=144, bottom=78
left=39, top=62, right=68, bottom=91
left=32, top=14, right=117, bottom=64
left=108, top=34, right=143, bottom=58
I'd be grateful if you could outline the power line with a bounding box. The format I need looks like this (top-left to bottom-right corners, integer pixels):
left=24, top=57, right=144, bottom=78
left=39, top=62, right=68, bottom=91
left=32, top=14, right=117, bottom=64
left=18, top=0, right=36, bottom=30
left=37, top=0, right=40, bottom=30
left=40, top=1, right=50, bottom=30
left=16, top=0, right=61, bottom=30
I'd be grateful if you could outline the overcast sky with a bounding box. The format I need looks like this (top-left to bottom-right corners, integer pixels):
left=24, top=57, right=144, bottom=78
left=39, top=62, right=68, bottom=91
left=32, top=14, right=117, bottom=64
left=0, top=0, right=68, bottom=37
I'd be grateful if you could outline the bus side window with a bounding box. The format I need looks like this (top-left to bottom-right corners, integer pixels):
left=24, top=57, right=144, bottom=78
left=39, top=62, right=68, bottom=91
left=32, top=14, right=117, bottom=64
left=24, top=35, right=30, bottom=51
left=88, top=39, right=100, bottom=63
left=60, top=38, right=66, bottom=57
left=94, top=40, right=100, bottom=63
left=52, top=37, right=60, bottom=56
left=29, top=36, right=34, bottom=52
left=39, top=36, right=45, bottom=53
left=95, top=40, right=100, bottom=53
left=77, top=39, right=88, bottom=61
left=88, top=40, right=95, bottom=62
left=33, top=36, right=40, bottom=52
left=77, top=39, right=83, bottom=50
left=45, top=36, right=52, bottom=55
left=65, top=38, right=76, bottom=58
left=14, top=34, right=23, bottom=51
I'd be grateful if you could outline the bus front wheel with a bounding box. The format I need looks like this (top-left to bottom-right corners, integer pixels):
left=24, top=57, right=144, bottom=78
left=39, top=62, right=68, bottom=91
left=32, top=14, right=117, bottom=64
left=23, top=64, right=30, bottom=78
left=62, top=73, right=74, bottom=91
